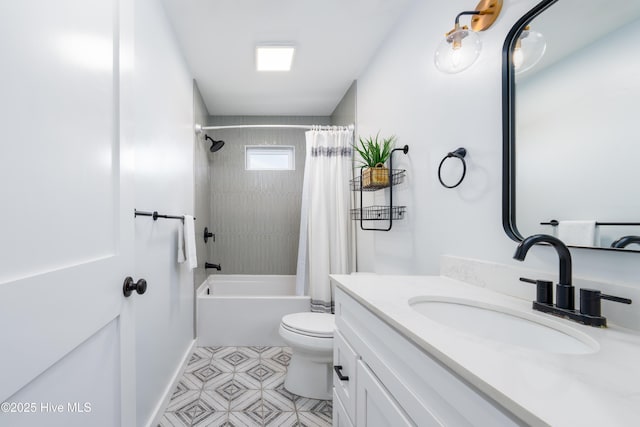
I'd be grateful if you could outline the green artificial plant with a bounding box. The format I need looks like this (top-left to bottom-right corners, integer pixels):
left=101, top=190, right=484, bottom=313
left=354, top=133, right=396, bottom=168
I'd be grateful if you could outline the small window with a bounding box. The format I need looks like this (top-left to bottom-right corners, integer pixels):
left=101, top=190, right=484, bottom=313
left=245, top=146, right=295, bottom=170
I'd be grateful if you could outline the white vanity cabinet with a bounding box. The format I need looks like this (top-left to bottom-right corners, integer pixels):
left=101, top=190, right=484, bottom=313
left=334, top=327, right=415, bottom=427
left=332, top=286, right=524, bottom=427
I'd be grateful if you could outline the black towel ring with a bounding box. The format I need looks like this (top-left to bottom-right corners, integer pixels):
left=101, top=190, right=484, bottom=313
left=438, top=147, right=467, bottom=189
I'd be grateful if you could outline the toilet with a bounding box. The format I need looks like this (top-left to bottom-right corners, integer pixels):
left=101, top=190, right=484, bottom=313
left=279, top=312, right=334, bottom=400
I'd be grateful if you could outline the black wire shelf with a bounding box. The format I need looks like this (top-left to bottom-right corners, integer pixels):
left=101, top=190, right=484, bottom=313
left=350, top=169, right=406, bottom=192
left=350, top=205, right=406, bottom=221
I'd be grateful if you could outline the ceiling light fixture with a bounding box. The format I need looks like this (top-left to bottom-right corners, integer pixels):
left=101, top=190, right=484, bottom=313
left=256, top=45, right=295, bottom=72
left=434, top=0, right=503, bottom=74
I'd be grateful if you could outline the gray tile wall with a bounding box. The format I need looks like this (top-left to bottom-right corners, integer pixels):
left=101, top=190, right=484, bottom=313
left=194, top=81, right=211, bottom=290
left=330, top=81, right=357, bottom=127
left=206, top=116, right=330, bottom=275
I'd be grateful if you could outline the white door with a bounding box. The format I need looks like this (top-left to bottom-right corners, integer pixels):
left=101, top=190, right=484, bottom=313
left=0, top=1, right=136, bottom=426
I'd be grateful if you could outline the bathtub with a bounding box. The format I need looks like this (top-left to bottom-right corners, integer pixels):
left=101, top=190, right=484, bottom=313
left=197, top=275, right=311, bottom=346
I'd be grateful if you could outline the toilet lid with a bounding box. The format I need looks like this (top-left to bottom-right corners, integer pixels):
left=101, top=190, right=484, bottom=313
left=281, top=313, right=334, bottom=338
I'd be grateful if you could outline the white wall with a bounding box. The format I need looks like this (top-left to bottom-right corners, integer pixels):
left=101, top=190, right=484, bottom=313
left=356, top=1, right=640, bottom=293
left=133, top=1, right=195, bottom=425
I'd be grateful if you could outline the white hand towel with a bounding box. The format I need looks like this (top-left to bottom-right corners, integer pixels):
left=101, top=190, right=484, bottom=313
left=183, top=215, right=198, bottom=269
left=557, top=220, right=596, bottom=246
left=177, top=225, right=186, bottom=263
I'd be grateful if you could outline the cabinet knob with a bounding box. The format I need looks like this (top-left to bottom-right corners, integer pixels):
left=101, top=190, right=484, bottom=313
left=123, top=277, right=147, bottom=297
left=334, top=365, right=349, bottom=381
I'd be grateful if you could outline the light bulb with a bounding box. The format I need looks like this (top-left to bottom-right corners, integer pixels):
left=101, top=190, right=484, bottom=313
left=434, top=26, right=482, bottom=74
left=513, top=28, right=546, bottom=74
left=451, top=48, right=462, bottom=68
left=513, top=48, right=524, bottom=68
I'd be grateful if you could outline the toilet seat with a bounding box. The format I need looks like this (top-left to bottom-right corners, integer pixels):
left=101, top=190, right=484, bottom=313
left=281, top=313, right=334, bottom=339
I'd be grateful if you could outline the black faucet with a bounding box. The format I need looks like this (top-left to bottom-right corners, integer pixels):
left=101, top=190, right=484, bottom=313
left=205, top=262, right=221, bottom=271
left=514, top=234, right=574, bottom=310
left=514, top=234, right=632, bottom=327
left=610, top=235, right=640, bottom=249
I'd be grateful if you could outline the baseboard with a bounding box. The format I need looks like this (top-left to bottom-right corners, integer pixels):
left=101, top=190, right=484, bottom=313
left=147, top=338, right=197, bottom=427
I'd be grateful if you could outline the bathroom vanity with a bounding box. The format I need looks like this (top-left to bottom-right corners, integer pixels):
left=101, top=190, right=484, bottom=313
left=330, top=273, right=640, bottom=426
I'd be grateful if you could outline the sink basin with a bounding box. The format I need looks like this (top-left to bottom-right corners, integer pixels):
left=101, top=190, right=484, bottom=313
left=409, top=297, right=599, bottom=355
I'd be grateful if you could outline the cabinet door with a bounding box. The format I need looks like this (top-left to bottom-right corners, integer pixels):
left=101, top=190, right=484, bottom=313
left=334, top=389, right=356, bottom=427
left=356, top=361, right=435, bottom=427
left=334, top=330, right=359, bottom=424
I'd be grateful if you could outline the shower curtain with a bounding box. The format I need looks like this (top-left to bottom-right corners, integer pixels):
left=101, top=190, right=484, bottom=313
left=296, top=126, right=354, bottom=312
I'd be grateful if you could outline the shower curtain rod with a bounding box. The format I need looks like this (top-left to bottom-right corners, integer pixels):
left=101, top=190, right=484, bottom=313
left=194, top=123, right=354, bottom=133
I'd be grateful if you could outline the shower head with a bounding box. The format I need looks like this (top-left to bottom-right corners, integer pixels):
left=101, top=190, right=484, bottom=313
left=204, top=135, right=225, bottom=152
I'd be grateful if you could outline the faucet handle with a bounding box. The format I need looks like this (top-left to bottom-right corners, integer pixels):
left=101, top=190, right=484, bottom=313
left=580, top=288, right=632, bottom=317
left=520, top=277, right=553, bottom=305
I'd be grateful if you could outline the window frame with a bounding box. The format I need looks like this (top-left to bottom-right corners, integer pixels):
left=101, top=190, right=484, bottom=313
left=244, top=145, right=296, bottom=171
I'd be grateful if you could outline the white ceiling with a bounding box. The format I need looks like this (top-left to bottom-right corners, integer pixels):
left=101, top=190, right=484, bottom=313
left=161, top=0, right=414, bottom=116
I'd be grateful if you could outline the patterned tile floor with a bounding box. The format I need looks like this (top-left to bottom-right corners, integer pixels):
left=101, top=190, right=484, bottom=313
left=158, top=346, right=332, bottom=427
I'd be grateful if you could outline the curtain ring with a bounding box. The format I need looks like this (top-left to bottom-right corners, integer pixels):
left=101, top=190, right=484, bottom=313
left=438, top=147, right=467, bottom=189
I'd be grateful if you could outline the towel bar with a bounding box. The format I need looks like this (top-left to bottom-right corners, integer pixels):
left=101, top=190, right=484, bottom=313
left=540, top=220, right=640, bottom=227
left=134, top=209, right=196, bottom=222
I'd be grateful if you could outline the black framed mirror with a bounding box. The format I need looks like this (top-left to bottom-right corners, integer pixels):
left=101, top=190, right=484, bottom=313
left=502, top=0, right=640, bottom=252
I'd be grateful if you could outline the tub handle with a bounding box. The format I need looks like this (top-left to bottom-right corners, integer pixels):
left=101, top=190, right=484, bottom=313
left=334, top=365, right=349, bottom=381
left=204, top=227, right=215, bottom=243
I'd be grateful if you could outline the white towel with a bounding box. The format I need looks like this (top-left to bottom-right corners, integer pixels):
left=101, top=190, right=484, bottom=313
left=557, top=220, right=596, bottom=246
left=183, top=215, right=198, bottom=269
left=177, top=225, right=186, bottom=263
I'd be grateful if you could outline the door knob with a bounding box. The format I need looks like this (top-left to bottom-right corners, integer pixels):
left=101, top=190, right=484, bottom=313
left=123, top=277, right=147, bottom=297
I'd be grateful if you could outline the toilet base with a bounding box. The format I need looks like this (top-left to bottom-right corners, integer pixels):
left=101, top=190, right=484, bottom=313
left=284, top=351, right=333, bottom=400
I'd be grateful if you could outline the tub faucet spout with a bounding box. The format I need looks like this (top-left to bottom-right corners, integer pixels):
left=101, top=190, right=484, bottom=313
left=205, top=262, right=221, bottom=271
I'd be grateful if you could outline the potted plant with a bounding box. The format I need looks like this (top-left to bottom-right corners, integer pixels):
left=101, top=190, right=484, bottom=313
left=354, top=133, right=396, bottom=188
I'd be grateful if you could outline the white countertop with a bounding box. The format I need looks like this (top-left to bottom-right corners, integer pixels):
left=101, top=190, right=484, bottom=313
left=331, top=274, right=640, bottom=427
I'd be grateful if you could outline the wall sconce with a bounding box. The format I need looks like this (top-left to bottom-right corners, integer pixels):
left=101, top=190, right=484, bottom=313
left=513, top=26, right=546, bottom=74
left=434, top=0, right=503, bottom=74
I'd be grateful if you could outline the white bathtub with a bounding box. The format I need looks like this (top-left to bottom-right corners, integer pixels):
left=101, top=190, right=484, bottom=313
left=197, top=275, right=311, bottom=346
